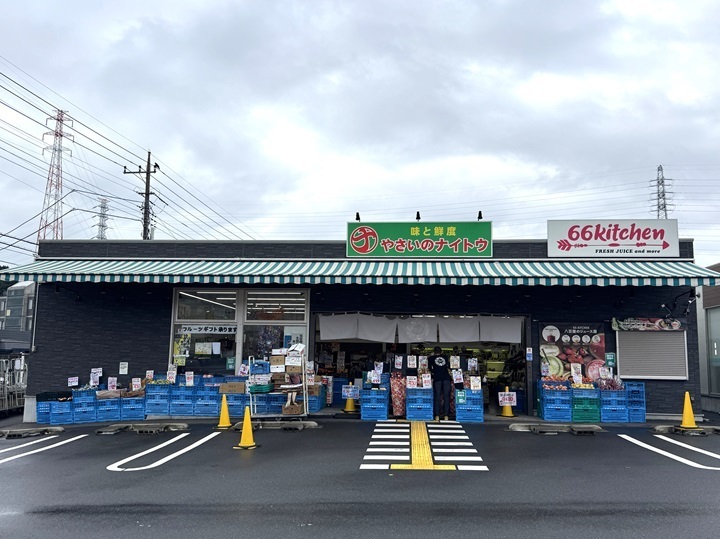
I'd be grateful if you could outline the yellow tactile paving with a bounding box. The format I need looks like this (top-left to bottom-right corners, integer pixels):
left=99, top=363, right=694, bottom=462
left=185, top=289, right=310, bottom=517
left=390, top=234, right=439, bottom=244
left=391, top=421, right=456, bottom=471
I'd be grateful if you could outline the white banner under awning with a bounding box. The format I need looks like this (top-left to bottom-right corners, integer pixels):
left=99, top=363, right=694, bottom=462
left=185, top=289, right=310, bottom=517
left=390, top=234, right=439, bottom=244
left=479, top=316, right=523, bottom=343
left=437, top=316, right=480, bottom=342
left=397, top=317, right=438, bottom=343
left=357, top=314, right=398, bottom=342
left=318, top=313, right=358, bottom=340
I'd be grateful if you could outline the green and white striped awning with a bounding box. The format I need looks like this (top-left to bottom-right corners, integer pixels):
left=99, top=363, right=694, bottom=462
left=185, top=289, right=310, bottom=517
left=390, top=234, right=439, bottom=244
left=1, top=259, right=718, bottom=286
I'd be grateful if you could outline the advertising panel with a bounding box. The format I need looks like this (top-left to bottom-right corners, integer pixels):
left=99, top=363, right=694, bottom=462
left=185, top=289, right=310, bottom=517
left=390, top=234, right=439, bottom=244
left=347, top=221, right=492, bottom=257
left=547, top=219, right=679, bottom=258
left=539, top=323, right=606, bottom=381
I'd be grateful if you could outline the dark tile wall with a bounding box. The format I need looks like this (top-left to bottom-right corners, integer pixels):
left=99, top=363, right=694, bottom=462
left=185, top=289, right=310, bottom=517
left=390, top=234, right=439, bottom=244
left=29, top=279, right=700, bottom=415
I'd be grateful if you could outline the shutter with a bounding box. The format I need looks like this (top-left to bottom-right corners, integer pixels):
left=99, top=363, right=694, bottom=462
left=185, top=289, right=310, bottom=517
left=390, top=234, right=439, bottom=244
left=617, top=331, right=688, bottom=379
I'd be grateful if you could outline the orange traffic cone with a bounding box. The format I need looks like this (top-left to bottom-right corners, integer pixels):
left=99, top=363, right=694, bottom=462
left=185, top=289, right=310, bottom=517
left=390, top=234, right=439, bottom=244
left=233, top=406, right=260, bottom=450
left=216, top=394, right=232, bottom=429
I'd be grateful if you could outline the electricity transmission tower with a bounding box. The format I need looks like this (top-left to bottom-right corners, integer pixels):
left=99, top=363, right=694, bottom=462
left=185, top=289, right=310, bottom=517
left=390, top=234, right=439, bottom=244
left=37, top=110, right=73, bottom=248
left=94, top=198, right=110, bottom=240
left=652, top=165, right=672, bottom=219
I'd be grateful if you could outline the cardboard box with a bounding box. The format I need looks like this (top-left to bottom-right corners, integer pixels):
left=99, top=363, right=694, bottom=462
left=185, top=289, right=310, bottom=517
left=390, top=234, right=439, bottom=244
left=270, top=364, right=286, bottom=373
left=270, top=355, right=286, bottom=366
left=219, top=382, right=245, bottom=394
left=285, top=355, right=302, bottom=367
left=271, top=373, right=287, bottom=382
left=307, top=385, right=324, bottom=397
left=286, top=365, right=302, bottom=374
left=282, top=402, right=302, bottom=415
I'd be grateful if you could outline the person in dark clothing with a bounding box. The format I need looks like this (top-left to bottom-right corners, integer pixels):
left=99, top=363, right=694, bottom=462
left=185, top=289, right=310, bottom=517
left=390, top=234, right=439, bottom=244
left=429, top=346, right=452, bottom=421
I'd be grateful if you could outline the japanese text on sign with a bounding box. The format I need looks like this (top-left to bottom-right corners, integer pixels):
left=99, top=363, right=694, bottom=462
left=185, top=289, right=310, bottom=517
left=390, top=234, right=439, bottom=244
left=180, top=325, right=237, bottom=334
left=498, top=392, right=517, bottom=406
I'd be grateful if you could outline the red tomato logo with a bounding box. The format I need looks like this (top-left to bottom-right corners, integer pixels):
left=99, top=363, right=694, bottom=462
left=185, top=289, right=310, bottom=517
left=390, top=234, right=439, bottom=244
left=350, top=226, right=379, bottom=254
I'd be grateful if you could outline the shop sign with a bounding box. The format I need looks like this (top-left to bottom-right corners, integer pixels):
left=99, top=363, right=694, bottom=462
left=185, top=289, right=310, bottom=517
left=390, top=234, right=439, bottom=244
left=119, top=362, right=129, bottom=375
left=179, top=325, right=237, bottom=334
left=457, top=390, right=466, bottom=405
left=605, top=353, right=616, bottom=368
left=498, top=391, right=517, bottom=406
left=342, top=385, right=360, bottom=399
left=611, top=317, right=684, bottom=331
left=547, top=219, right=679, bottom=258
left=226, top=357, right=236, bottom=370
left=90, top=368, right=101, bottom=386
left=185, top=371, right=194, bottom=386
left=346, top=221, right=493, bottom=257
left=540, top=323, right=606, bottom=382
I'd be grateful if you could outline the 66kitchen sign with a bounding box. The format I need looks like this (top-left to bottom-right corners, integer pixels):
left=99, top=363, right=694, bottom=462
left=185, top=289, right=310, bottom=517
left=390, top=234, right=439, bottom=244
left=548, top=219, right=679, bottom=258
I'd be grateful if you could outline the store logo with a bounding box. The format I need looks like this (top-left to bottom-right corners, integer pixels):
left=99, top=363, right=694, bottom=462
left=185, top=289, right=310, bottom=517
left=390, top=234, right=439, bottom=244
left=349, top=226, right=379, bottom=254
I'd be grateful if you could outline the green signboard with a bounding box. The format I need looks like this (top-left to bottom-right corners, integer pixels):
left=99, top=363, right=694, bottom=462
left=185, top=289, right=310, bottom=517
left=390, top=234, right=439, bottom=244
left=347, top=222, right=493, bottom=258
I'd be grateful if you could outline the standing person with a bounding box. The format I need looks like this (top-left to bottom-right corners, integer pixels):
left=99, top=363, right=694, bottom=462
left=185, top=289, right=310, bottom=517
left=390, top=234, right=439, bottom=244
left=429, top=346, right=452, bottom=421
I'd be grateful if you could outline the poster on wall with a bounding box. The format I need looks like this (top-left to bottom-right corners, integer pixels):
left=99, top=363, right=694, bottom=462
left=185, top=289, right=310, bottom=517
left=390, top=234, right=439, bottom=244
left=539, top=323, right=606, bottom=381
left=611, top=317, right=684, bottom=331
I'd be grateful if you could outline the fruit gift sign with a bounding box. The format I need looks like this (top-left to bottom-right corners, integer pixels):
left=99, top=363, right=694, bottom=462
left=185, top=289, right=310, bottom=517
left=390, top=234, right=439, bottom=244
left=540, top=323, right=606, bottom=382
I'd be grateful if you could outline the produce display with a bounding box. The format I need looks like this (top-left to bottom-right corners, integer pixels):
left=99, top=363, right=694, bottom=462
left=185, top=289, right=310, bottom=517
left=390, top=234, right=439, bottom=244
left=597, top=378, right=624, bottom=391
left=570, top=382, right=595, bottom=389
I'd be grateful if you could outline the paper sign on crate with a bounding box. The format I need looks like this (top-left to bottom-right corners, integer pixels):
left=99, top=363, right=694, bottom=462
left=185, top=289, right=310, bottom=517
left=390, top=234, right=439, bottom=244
left=146, top=370, right=154, bottom=380
left=406, top=376, right=418, bottom=388
left=407, top=355, right=417, bottom=368
left=131, top=378, right=141, bottom=391
left=419, top=356, right=428, bottom=369
left=421, top=373, right=432, bottom=388
left=186, top=372, right=195, bottom=386
left=342, top=385, right=360, bottom=399
left=452, top=370, right=463, bottom=384
left=394, top=355, right=403, bottom=369
left=468, top=358, right=478, bottom=372
left=450, top=356, right=460, bottom=369
left=470, top=376, right=482, bottom=390
left=108, top=377, right=117, bottom=390
left=270, top=364, right=286, bottom=373
left=167, top=370, right=177, bottom=383
left=498, top=392, right=517, bottom=406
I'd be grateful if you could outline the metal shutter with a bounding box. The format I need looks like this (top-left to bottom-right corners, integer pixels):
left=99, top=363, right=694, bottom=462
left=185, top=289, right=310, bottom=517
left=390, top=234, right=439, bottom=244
left=617, top=331, right=688, bottom=380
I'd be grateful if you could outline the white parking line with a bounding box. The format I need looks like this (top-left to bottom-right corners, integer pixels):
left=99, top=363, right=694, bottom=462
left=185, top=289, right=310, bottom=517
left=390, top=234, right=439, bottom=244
left=107, top=432, right=221, bottom=472
left=655, top=435, right=720, bottom=460
left=619, top=434, right=720, bottom=471
left=0, top=436, right=59, bottom=454
left=0, top=435, right=87, bottom=465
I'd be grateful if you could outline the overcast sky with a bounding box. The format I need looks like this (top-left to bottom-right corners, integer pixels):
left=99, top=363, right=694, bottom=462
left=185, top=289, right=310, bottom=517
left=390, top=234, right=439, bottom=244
left=1, top=0, right=719, bottom=268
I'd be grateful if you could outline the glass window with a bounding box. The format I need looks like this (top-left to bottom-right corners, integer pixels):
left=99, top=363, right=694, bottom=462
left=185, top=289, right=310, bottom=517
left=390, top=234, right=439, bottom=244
left=708, top=307, right=720, bottom=395
left=172, top=324, right=237, bottom=375
left=245, top=290, right=306, bottom=322
left=176, top=291, right=237, bottom=321
left=242, top=325, right=307, bottom=360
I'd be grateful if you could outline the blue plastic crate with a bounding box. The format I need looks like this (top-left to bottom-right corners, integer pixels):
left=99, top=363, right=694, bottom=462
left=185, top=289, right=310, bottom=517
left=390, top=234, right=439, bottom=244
left=406, top=404, right=433, bottom=416
left=250, top=361, right=270, bottom=375
left=196, top=386, right=220, bottom=397
left=96, top=408, right=121, bottom=422
left=600, top=390, right=628, bottom=406
left=193, top=402, right=220, bottom=417
left=120, top=399, right=145, bottom=420
left=50, top=411, right=74, bottom=425
left=72, top=389, right=97, bottom=399
left=97, top=399, right=121, bottom=411
left=228, top=403, right=249, bottom=416
left=145, top=384, right=171, bottom=395
left=144, top=401, right=169, bottom=415
left=572, top=388, right=600, bottom=399
left=269, top=393, right=288, bottom=405
left=169, top=402, right=194, bottom=416
left=541, top=406, right=572, bottom=422
left=406, top=409, right=434, bottom=421
left=171, top=386, right=196, bottom=399
left=542, top=393, right=572, bottom=407
left=456, top=407, right=484, bottom=423
left=226, top=394, right=249, bottom=405
left=73, top=408, right=97, bottom=424
left=628, top=398, right=646, bottom=408
left=36, top=401, right=52, bottom=424
left=457, top=389, right=484, bottom=404
left=145, top=393, right=170, bottom=403
left=72, top=396, right=97, bottom=407
left=361, top=404, right=388, bottom=421
left=512, top=391, right=526, bottom=412
left=601, top=406, right=629, bottom=422
left=360, top=389, right=389, bottom=404
left=251, top=404, right=268, bottom=415
left=50, top=401, right=73, bottom=414
left=628, top=409, right=646, bottom=423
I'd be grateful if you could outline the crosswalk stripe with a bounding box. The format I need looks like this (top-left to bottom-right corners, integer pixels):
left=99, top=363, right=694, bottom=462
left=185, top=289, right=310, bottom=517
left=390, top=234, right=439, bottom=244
left=434, top=456, right=484, bottom=462
left=431, top=441, right=473, bottom=446
left=428, top=430, right=466, bottom=435
left=369, top=441, right=410, bottom=446
left=432, top=448, right=478, bottom=453
left=429, top=424, right=464, bottom=429
left=373, top=429, right=409, bottom=434
left=363, top=455, right=410, bottom=461
left=372, top=434, right=410, bottom=439
left=457, top=465, right=489, bottom=471
left=429, top=435, right=469, bottom=439
left=367, top=447, right=410, bottom=452
left=360, top=464, right=390, bottom=470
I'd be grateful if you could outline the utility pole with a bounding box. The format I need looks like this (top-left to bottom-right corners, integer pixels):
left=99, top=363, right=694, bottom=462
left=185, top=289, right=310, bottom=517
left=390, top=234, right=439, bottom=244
left=94, top=198, right=109, bottom=240
left=653, top=165, right=672, bottom=219
left=123, top=151, right=158, bottom=240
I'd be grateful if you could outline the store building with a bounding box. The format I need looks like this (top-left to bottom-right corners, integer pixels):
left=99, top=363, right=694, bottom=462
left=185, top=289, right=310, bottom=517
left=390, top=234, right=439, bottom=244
left=699, top=262, right=720, bottom=413
left=0, top=219, right=718, bottom=423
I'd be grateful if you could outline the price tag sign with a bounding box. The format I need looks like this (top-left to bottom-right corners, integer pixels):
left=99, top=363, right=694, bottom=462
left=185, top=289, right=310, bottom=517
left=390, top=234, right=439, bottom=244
left=131, top=378, right=141, bottom=391
left=185, top=371, right=194, bottom=387
left=108, top=377, right=117, bottom=390
left=498, top=392, right=517, bottom=406
left=119, top=362, right=129, bottom=375
left=146, top=370, right=154, bottom=380
left=68, top=376, right=79, bottom=387
left=341, top=385, right=360, bottom=399
left=167, top=370, right=177, bottom=384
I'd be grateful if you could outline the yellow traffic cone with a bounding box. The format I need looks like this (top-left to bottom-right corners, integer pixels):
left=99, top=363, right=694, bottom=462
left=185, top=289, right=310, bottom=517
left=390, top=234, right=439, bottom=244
left=343, top=382, right=357, bottom=413
left=679, top=391, right=699, bottom=429
left=216, top=394, right=232, bottom=429
left=233, top=405, right=260, bottom=450
left=499, top=386, right=515, bottom=418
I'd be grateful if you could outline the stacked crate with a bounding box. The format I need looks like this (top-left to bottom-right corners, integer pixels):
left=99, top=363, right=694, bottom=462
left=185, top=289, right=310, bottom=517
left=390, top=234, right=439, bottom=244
left=194, top=385, right=220, bottom=417
left=225, top=393, right=249, bottom=417
left=49, top=400, right=74, bottom=425
left=120, top=396, right=145, bottom=420
left=144, top=383, right=171, bottom=415
left=298, top=385, right=326, bottom=413
left=360, top=389, right=389, bottom=420
left=251, top=393, right=269, bottom=415
left=96, top=398, right=121, bottom=422
left=600, top=389, right=629, bottom=422
left=36, top=401, right=51, bottom=424
left=538, top=381, right=571, bottom=422
left=406, top=388, right=434, bottom=421
left=72, top=389, right=97, bottom=424
left=268, top=393, right=286, bottom=414
left=626, top=382, right=646, bottom=422
left=455, top=389, right=484, bottom=423
left=571, top=387, right=600, bottom=422
left=169, top=385, right=195, bottom=416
